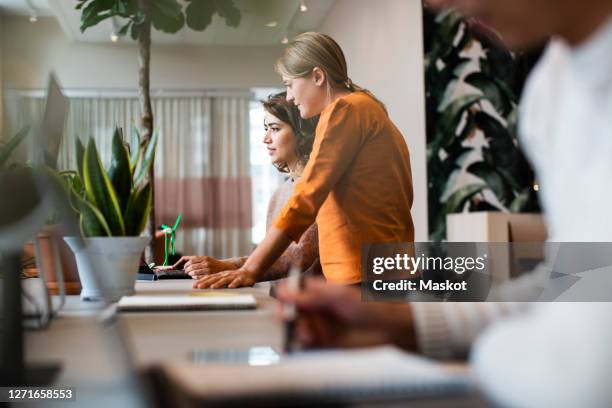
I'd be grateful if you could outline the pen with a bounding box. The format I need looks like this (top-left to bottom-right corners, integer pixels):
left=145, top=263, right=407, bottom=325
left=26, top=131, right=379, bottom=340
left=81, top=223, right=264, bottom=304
left=283, top=264, right=301, bottom=354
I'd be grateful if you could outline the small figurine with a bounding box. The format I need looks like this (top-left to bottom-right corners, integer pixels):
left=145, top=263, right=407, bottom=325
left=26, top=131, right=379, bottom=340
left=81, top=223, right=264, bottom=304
left=160, top=213, right=182, bottom=266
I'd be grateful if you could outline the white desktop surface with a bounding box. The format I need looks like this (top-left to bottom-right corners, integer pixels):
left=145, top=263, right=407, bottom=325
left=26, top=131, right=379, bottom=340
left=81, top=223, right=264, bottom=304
left=25, top=280, right=281, bottom=385
left=24, top=280, right=484, bottom=407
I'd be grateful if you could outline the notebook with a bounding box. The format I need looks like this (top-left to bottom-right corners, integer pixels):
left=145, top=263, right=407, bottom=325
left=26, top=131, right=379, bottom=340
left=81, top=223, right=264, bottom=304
left=116, top=294, right=257, bottom=312
left=150, top=346, right=472, bottom=406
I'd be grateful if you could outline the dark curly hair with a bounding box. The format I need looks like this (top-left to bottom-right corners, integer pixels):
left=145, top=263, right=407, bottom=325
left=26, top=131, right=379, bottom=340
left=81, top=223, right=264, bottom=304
left=262, top=92, right=319, bottom=173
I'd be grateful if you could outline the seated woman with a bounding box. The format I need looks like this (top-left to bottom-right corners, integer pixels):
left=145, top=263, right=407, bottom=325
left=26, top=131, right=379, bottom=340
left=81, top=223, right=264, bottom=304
left=170, top=93, right=320, bottom=280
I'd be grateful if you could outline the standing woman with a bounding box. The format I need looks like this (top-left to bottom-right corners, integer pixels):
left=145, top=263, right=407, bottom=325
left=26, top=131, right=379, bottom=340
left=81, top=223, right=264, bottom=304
left=195, top=32, right=414, bottom=288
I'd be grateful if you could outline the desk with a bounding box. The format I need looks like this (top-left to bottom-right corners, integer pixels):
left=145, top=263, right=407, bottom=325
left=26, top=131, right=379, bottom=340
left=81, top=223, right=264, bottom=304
left=24, top=280, right=488, bottom=407
left=25, top=281, right=280, bottom=384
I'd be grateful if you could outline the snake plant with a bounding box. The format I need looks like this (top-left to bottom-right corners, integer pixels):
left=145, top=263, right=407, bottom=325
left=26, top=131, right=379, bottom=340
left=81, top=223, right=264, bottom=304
left=61, top=125, right=157, bottom=237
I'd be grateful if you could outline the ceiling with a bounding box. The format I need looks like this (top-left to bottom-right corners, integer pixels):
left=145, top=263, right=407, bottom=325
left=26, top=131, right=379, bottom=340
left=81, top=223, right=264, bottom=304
left=0, top=0, right=52, bottom=15
left=0, top=0, right=337, bottom=46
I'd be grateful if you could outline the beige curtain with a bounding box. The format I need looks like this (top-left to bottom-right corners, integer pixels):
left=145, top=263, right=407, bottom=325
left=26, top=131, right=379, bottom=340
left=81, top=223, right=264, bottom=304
left=8, top=92, right=252, bottom=259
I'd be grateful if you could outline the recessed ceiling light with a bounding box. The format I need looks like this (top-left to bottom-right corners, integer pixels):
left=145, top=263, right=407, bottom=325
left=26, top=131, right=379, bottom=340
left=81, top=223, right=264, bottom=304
left=281, top=36, right=289, bottom=44
left=265, top=21, right=278, bottom=28
left=299, top=0, right=308, bottom=12
left=29, top=13, right=38, bottom=23
left=110, top=32, right=119, bottom=42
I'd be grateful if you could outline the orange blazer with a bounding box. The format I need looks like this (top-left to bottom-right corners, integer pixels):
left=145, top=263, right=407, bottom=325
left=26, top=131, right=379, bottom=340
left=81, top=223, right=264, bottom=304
left=274, top=92, right=414, bottom=284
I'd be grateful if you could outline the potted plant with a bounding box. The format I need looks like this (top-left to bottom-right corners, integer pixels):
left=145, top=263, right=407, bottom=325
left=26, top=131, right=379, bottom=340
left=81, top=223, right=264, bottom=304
left=62, top=126, right=157, bottom=301
left=76, top=0, right=241, bottom=263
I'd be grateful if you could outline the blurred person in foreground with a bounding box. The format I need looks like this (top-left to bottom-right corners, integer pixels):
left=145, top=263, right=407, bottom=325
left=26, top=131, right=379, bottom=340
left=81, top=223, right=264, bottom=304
left=278, top=1, right=612, bottom=407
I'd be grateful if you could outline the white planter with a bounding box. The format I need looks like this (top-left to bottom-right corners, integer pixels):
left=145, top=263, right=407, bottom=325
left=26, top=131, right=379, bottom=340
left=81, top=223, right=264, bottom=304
left=64, top=236, right=149, bottom=302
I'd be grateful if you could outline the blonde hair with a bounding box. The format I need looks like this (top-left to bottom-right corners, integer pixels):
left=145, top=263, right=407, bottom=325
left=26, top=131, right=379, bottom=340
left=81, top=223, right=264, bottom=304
left=275, top=32, right=387, bottom=113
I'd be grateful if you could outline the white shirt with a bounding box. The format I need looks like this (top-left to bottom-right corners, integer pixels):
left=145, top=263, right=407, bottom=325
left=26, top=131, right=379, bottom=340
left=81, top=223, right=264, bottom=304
left=519, top=17, right=612, bottom=241
left=412, top=15, right=612, bottom=408
left=472, top=16, right=612, bottom=407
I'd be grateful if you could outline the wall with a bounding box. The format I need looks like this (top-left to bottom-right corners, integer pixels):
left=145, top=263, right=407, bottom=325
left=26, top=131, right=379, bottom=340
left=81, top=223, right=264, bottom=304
left=319, top=0, right=428, bottom=240
left=1, top=16, right=284, bottom=90
left=1, top=5, right=430, bottom=239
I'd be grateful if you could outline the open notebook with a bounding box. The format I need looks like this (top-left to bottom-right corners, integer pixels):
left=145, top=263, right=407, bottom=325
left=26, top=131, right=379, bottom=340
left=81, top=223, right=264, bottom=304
left=116, top=294, right=257, bottom=312
left=149, top=346, right=472, bottom=406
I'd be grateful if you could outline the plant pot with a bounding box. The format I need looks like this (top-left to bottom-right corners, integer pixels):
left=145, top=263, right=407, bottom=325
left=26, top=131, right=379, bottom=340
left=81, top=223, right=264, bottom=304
left=64, top=236, right=149, bottom=302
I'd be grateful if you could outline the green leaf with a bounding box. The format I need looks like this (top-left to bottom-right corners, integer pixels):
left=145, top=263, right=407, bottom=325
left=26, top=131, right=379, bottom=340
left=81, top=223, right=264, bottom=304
left=134, top=129, right=159, bottom=189
left=118, top=20, right=132, bottom=36
left=434, top=94, right=483, bottom=151
left=108, top=127, right=133, bottom=213
left=444, top=183, right=486, bottom=214
left=125, top=0, right=140, bottom=16
left=467, top=161, right=514, bottom=206
left=185, top=0, right=215, bottom=31
left=61, top=172, right=86, bottom=213
left=111, top=0, right=127, bottom=15
left=0, top=126, right=30, bottom=168
left=130, top=22, right=141, bottom=40
left=150, top=0, right=185, bottom=34
left=80, top=0, right=115, bottom=32
left=132, top=9, right=146, bottom=24
left=75, top=137, right=86, bottom=181
left=79, top=199, right=112, bottom=237
left=508, top=190, right=530, bottom=213
left=474, top=111, right=529, bottom=190
left=59, top=170, right=84, bottom=193
left=214, top=0, right=240, bottom=27
left=432, top=11, right=463, bottom=61
left=464, top=72, right=512, bottom=116
left=129, top=123, right=141, bottom=172
left=64, top=169, right=111, bottom=236
left=437, top=78, right=460, bottom=112
left=439, top=146, right=474, bottom=201
left=83, top=138, right=126, bottom=235
left=124, top=183, right=152, bottom=235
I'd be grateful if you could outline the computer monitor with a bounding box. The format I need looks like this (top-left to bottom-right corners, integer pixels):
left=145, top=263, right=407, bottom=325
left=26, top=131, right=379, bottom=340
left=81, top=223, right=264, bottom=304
left=39, top=73, right=68, bottom=169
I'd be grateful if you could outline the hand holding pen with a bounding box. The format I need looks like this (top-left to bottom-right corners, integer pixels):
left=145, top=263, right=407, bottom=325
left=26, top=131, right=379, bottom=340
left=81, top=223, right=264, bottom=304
left=282, top=265, right=302, bottom=353
left=277, top=278, right=417, bottom=351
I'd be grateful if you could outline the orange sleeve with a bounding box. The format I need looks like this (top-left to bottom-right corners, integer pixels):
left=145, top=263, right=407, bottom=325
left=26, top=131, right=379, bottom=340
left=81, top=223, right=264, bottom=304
left=273, top=100, right=363, bottom=242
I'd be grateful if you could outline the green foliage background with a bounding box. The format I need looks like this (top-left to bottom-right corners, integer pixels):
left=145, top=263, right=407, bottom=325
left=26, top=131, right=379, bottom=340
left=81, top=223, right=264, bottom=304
left=423, top=8, right=542, bottom=241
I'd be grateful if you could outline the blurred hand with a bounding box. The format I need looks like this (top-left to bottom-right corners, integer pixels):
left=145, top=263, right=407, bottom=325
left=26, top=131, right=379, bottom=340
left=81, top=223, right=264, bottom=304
left=193, top=268, right=257, bottom=289
left=276, top=279, right=416, bottom=350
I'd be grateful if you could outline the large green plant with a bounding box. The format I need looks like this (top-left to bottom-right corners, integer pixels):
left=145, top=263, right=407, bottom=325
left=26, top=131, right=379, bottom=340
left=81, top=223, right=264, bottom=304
left=76, top=0, right=241, bottom=258
left=424, top=9, right=541, bottom=241
left=61, top=126, right=157, bottom=237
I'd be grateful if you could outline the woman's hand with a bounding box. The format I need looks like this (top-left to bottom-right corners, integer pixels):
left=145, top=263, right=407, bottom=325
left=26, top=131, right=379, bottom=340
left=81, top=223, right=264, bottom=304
left=165, top=256, right=236, bottom=278
left=193, top=268, right=258, bottom=289
left=276, top=278, right=417, bottom=350
left=191, top=227, right=292, bottom=289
